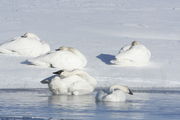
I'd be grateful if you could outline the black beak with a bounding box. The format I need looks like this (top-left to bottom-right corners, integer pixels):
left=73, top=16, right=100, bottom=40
left=53, top=70, right=64, bottom=75
left=40, top=79, right=50, bottom=84
left=55, top=49, right=60, bottom=51
left=21, top=35, right=25, bottom=38
left=129, top=89, right=133, bottom=95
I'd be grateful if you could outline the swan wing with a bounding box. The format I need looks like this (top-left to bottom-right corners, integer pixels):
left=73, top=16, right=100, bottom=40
left=68, top=78, right=94, bottom=95
left=103, top=90, right=126, bottom=102
left=0, top=37, right=50, bottom=57
left=27, top=51, right=85, bottom=69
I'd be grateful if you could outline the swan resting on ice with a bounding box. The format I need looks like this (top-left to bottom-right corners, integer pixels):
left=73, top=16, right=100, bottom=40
left=96, top=85, right=133, bottom=102
left=111, top=41, right=151, bottom=66
left=27, top=46, right=87, bottom=70
left=41, top=69, right=97, bottom=95
left=0, top=33, right=50, bottom=57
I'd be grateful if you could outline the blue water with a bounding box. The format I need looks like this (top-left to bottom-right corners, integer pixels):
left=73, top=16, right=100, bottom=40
left=0, top=89, right=180, bottom=120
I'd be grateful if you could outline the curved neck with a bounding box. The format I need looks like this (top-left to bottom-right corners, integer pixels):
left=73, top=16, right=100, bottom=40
left=72, top=70, right=97, bottom=86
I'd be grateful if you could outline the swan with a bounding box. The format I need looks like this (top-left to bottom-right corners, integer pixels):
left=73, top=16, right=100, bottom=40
left=111, top=41, right=151, bottom=66
left=41, top=69, right=97, bottom=95
left=96, top=85, right=133, bottom=102
left=0, top=33, right=50, bottom=57
left=26, top=46, right=87, bottom=70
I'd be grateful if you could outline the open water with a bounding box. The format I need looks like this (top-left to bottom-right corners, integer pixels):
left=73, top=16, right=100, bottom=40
left=0, top=89, right=180, bottom=120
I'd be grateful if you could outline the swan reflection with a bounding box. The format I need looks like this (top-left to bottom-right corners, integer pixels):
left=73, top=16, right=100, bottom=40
left=48, top=95, right=95, bottom=109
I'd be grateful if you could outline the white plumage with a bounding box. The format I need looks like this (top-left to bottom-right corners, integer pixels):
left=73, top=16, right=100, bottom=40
left=0, top=33, right=50, bottom=57
left=111, top=41, right=151, bottom=66
left=41, top=69, right=97, bottom=95
left=96, top=85, right=133, bottom=102
left=27, top=46, right=87, bottom=70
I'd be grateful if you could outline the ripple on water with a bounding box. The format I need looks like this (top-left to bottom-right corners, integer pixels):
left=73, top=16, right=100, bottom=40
left=0, top=89, right=180, bottom=120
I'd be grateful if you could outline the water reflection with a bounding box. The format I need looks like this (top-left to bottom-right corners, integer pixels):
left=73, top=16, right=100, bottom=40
left=0, top=89, right=180, bottom=120
left=48, top=95, right=96, bottom=119
left=96, top=101, right=132, bottom=110
left=48, top=95, right=96, bottom=108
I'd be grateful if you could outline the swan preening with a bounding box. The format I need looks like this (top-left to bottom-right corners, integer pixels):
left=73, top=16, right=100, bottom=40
left=96, top=85, right=133, bottom=102
left=0, top=33, right=50, bottom=57
left=27, top=46, right=87, bottom=70
left=41, top=69, right=133, bottom=102
left=41, top=69, right=97, bottom=95
left=111, top=41, right=151, bottom=66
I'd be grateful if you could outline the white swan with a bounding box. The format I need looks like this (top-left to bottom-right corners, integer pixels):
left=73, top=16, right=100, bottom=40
left=27, top=46, right=87, bottom=70
left=111, top=41, right=151, bottom=66
left=41, top=69, right=97, bottom=95
left=0, top=33, right=50, bottom=57
left=96, top=85, right=133, bottom=102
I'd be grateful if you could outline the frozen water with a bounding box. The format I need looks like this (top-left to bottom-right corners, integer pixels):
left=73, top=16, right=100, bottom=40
left=0, top=89, right=180, bottom=120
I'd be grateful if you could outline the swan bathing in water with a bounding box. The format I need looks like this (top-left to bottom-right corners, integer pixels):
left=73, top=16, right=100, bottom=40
left=41, top=69, right=97, bottom=95
left=96, top=85, right=133, bottom=102
left=111, top=41, right=151, bottom=66
left=0, top=33, right=50, bottom=57
left=27, top=46, right=87, bottom=70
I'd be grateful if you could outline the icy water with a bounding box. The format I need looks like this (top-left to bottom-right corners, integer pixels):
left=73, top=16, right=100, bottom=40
left=0, top=89, right=180, bottom=120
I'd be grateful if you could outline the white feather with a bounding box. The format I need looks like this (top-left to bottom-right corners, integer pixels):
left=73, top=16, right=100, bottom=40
left=111, top=41, right=151, bottom=66
left=0, top=33, right=50, bottom=57
left=27, top=47, right=87, bottom=70
left=96, top=85, right=132, bottom=102
left=42, top=69, right=97, bottom=95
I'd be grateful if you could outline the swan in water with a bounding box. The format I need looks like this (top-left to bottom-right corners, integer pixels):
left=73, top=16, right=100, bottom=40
left=41, top=69, right=97, bottom=95
left=0, top=33, right=50, bottom=57
left=27, top=46, right=87, bottom=70
left=96, top=85, right=133, bottom=102
left=111, top=41, right=151, bottom=66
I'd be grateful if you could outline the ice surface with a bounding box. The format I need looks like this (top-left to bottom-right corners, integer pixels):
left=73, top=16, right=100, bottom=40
left=0, top=0, right=180, bottom=88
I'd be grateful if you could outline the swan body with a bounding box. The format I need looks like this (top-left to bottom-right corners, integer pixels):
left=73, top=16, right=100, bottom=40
left=96, top=85, right=133, bottom=102
left=111, top=41, right=151, bottom=66
left=27, top=46, right=87, bottom=70
left=41, top=69, right=97, bottom=95
left=0, top=33, right=50, bottom=57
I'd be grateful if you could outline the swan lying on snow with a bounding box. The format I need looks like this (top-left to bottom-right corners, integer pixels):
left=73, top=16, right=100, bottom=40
left=96, top=85, right=133, bottom=102
left=27, top=46, right=87, bottom=70
left=111, top=41, right=151, bottom=66
left=0, top=33, right=50, bottom=57
left=41, top=69, right=97, bottom=95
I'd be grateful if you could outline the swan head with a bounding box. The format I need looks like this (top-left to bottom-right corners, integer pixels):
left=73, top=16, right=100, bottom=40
left=55, top=46, right=71, bottom=51
left=131, top=41, right=140, bottom=46
left=53, top=69, right=76, bottom=78
left=62, top=69, right=82, bottom=77
left=55, top=46, right=78, bottom=54
left=53, top=69, right=86, bottom=78
left=53, top=70, right=64, bottom=75
left=21, top=33, right=40, bottom=39
left=110, top=85, right=133, bottom=95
